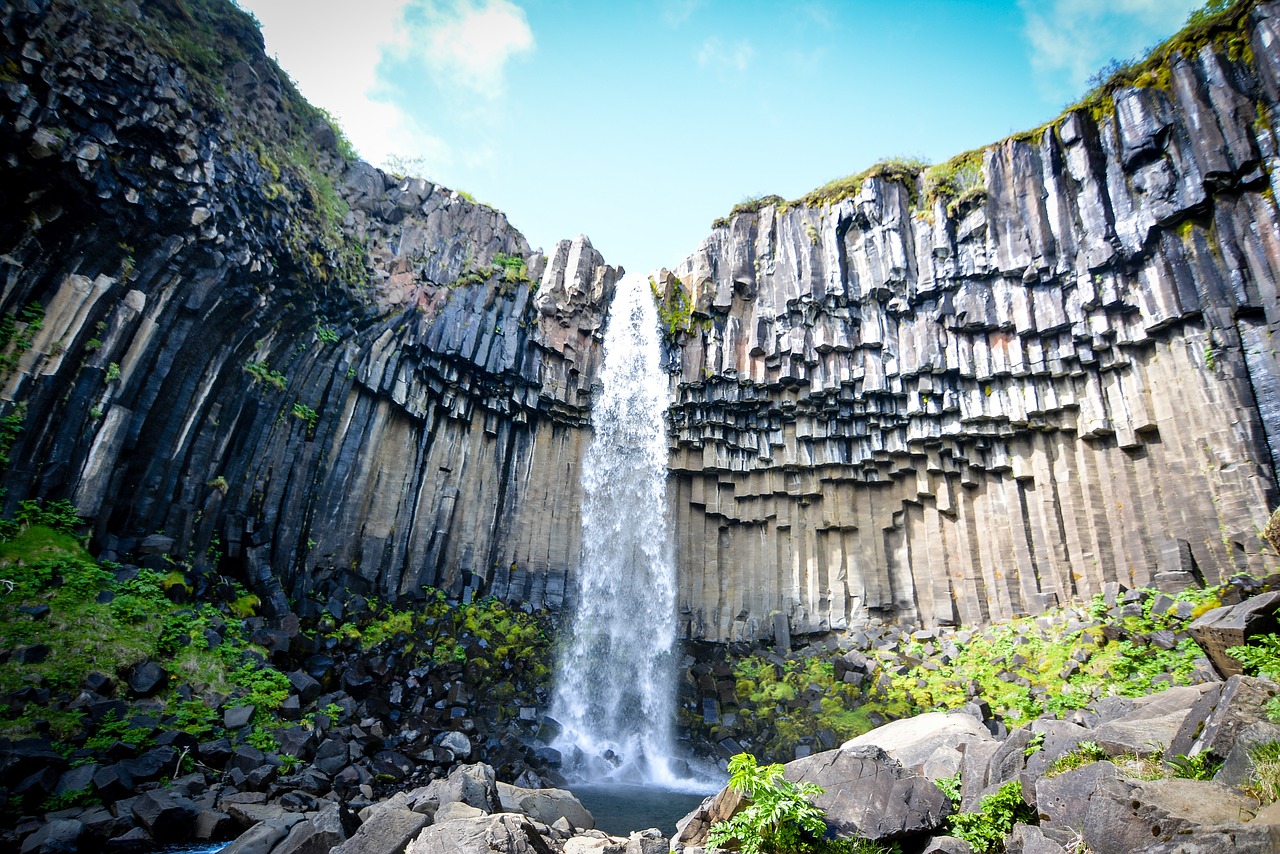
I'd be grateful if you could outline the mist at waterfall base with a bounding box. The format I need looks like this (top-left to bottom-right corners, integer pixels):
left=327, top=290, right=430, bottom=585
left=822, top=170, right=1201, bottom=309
left=548, top=273, right=722, bottom=821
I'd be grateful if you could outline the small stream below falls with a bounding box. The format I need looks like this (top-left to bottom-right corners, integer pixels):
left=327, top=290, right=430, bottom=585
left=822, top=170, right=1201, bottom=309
left=568, top=784, right=712, bottom=837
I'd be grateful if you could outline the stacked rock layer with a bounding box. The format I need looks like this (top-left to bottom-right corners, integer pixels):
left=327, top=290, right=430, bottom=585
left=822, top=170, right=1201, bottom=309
left=666, top=4, right=1280, bottom=640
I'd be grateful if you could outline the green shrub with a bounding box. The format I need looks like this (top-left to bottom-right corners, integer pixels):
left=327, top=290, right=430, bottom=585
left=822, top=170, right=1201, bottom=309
left=708, top=753, right=830, bottom=854
left=1227, top=632, right=1280, bottom=680
left=947, top=780, right=1035, bottom=854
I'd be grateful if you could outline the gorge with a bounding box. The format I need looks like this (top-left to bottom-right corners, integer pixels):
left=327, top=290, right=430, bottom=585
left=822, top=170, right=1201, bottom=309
left=6, top=0, right=1280, bottom=852
left=3, top=0, right=1280, bottom=649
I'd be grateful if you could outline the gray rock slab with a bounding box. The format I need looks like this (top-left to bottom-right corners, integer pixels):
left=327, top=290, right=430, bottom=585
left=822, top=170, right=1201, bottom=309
left=405, top=813, right=554, bottom=854
left=331, top=808, right=429, bottom=854
left=1168, top=675, right=1280, bottom=761
left=785, top=745, right=952, bottom=841
left=497, top=781, right=595, bottom=830
left=1082, top=777, right=1259, bottom=854
left=842, top=711, right=995, bottom=780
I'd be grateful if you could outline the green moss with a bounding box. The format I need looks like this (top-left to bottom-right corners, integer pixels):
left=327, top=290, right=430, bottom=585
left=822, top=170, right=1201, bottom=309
left=797, top=157, right=929, bottom=209
left=650, top=275, right=700, bottom=339
left=921, top=149, right=986, bottom=218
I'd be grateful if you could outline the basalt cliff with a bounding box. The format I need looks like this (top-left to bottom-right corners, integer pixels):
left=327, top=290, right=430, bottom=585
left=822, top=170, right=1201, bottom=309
left=3, top=0, right=1280, bottom=642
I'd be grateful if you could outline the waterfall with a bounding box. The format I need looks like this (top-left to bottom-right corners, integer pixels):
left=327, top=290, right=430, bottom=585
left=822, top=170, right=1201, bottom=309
left=550, top=271, right=682, bottom=786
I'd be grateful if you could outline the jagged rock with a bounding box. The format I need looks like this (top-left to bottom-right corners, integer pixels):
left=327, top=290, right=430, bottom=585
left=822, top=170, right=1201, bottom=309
left=496, top=782, right=594, bottom=829
left=1167, top=675, right=1280, bottom=760
left=124, top=662, right=167, bottom=697
left=130, top=790, right=200, bottom=844
left=1213, top=720, right=1280, bottom=789
left=1136, top=823, right=1280, bottom=853
left=19, top=819, right=84, bottom=854
left=1005, top=824, right=1064, bottom=854
left=405, top=813, right=554, bottom=854
left=785, top=745, right=952, bottom=840
left=1189, top=592, right=1280, bottom=677
left=194, top=809, right=237, bottom=841
left=272, top=804, right=349, bottom=854
left=1036, top=760, right=1121, bottom=841
left=921, top=835, right=976, bottom=854
left=1091, top=710, right=1191, bottom=759
left=1081, top=777, right=1259, bottom=854
left=220, top=813, right=306, bottom=854
left=330, top=808, right=429, bottom=854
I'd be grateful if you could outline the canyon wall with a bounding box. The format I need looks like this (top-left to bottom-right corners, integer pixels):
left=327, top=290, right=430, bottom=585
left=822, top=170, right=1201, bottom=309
left=5, top=0, right=1280, bottom=642
left=665, top=3, right=1280, bottom=640
left=0, top=0, right=616, bottom=617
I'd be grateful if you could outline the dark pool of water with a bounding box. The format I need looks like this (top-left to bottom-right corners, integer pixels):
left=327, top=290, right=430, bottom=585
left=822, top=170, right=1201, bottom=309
left=568, top=784, right=716, bottom=837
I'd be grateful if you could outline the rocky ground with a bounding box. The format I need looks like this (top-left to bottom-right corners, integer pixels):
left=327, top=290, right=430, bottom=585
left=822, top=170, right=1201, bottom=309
left=6, top=556, right=1280, bottom=852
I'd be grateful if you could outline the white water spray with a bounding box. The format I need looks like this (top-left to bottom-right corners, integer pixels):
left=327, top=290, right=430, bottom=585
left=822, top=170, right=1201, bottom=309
left=550, top=272, right=684, bottom=786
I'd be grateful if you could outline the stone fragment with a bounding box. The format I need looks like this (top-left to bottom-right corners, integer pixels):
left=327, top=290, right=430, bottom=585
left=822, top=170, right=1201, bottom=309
left=785, top=745, right=952, bottom=840
left=1168, top=675, right=1280, bottom=761
left=330, top=808, right=428, bottom=854
left=405, top=813, right=554, bottom=854
left=1189, top=592, right=1280, bottom=677
left=1082, top=777, right=1258, bottom=854
left=496, top=781, right=595, bottom=829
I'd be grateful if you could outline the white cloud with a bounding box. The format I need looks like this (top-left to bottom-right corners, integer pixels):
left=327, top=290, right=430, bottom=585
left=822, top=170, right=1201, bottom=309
left=1019, top=0, right=1203, bottom=99
left=233, top=0, right=534, bottom=175
left=662, top=0, right=703, bottom=28
left=404, top=0, right=534, bottom=98
left=697, top=36, right=754, bottom=73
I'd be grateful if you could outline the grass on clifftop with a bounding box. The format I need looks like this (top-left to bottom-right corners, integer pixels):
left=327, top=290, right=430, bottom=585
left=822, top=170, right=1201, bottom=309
left=709, top=0, right=1259, bottom=226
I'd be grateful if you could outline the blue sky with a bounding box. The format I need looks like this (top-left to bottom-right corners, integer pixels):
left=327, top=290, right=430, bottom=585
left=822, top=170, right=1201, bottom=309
left=237, top=0, right=1205, bottom=275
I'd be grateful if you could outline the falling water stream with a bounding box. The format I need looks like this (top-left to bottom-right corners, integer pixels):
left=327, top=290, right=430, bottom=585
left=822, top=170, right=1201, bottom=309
left=549, top=274, right=720, bottom=823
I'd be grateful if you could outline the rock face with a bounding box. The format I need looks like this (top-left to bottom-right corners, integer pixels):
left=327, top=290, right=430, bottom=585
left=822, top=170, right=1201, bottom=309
left=3, top=0, right=1280, bottom=641
left=666, top=4, right=1280, bottom=640
left=0, top=0, right=618, bottom=616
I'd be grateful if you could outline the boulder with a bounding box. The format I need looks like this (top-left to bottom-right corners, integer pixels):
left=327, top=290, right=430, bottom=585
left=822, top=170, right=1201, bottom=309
left=129, top=789, right=199, bottom=844
left=329, top=808, right=429, bottom=854
left=1006, top=824, right=1066, bottom=854
left=405, top=813, right=554, bottom=854
left=671, top=789, right=744, bottom=849
left=436, top=802, right=487, bottom=823
left=272, top=804, right=350, bottom=854
left=219, top=814, right=306, bottom=854
left=497, top=781, right=594, bottom=829
left=1214, top=720, right=1280, bottom=789
left=785, top=745, right=952, bottom=841
left=1135, top=823, right=1280, bottom=853
left=1035, top=761, right=1120, bottom=841
left=19, top=819, right=85, bottom=854
left=1082, top=777, right=1259, bottom=854
left=1189, top=591, right=1280, bottom=677
left=125, top=661, right=168, bottom=697
left=841, top=711, right=994, bottom=780
left=1168, top=675, right=1280, bottom=761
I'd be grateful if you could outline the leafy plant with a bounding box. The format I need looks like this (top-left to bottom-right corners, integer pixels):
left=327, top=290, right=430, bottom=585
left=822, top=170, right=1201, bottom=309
left=947, top=780, right=1035, bottom=854
left=291, top=402, right=318, bottom=432
left=708, top=753, right=829, bottom=854
left=244, top=360, right=286, bottom=390
left=935, top=773, right=962, bottom=809
left=1227, top=632, right=1280, bottom=680
left=1024, top=732, right=1045, bottom=757
left=246, top=725, right=279, bottom=752
left=1166, top=752, right=1221, bottom=780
